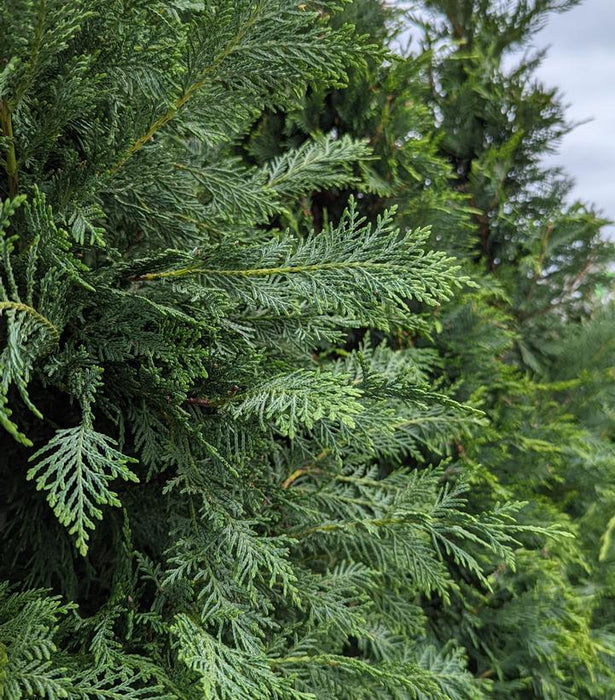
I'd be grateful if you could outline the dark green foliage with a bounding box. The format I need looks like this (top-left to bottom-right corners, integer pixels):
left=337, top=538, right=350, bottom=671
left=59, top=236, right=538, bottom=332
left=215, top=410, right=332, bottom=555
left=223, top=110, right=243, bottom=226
left=0, top=2, right=518, bottom=697
left=416, top=3, right=615, bottom=694
left=242, top=0, right=615, bottom=696
left=1, top=1, right=614, bottom=698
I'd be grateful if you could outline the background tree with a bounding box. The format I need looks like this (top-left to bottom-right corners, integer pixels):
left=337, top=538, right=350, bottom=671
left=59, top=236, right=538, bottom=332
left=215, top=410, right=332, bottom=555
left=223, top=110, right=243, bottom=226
left=420, top=2, right=615, bottom=694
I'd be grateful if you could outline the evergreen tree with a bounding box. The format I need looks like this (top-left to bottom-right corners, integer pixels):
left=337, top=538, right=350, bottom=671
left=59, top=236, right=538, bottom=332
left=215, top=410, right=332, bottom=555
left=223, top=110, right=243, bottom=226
left=244, top=0, right=615, bottom=696
left=418, top=2, right=615, bottom=694
left=3, top=1, right=614, bottom=697
left=0, top=2, right=526, bottom=698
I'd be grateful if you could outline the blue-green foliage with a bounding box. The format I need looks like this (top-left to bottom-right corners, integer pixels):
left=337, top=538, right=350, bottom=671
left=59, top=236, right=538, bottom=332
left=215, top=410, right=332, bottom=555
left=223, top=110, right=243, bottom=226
left=0, top=1, right=530, bottom=698
left=240, top=0, right=615, bottom=695
left=2, top=1, right=612, bottom=698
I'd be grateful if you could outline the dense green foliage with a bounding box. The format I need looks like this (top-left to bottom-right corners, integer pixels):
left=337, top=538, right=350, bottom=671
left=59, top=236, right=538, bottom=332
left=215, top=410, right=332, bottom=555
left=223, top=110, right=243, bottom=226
left=1, top=1, right=614, bottom=698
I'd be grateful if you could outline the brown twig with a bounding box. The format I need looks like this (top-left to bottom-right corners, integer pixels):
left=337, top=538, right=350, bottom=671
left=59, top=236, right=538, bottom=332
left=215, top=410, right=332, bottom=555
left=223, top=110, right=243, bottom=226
left=281, top=449, right=331, bottom=489
left=185, top=397, right=211, bottom=407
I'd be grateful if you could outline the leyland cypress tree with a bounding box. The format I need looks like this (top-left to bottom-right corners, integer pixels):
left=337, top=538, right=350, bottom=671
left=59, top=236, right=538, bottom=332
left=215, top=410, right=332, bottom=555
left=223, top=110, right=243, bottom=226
left=244, top=0, right=615, bottom=696
left=418, top=2, right=615, bottom=694
left=0, top=2, right=528, bottom=698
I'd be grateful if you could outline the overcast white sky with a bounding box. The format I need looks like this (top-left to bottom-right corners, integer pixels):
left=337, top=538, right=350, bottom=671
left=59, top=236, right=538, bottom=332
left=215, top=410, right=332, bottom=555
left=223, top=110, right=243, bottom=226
left=534, top=0, right=615, bottom=229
